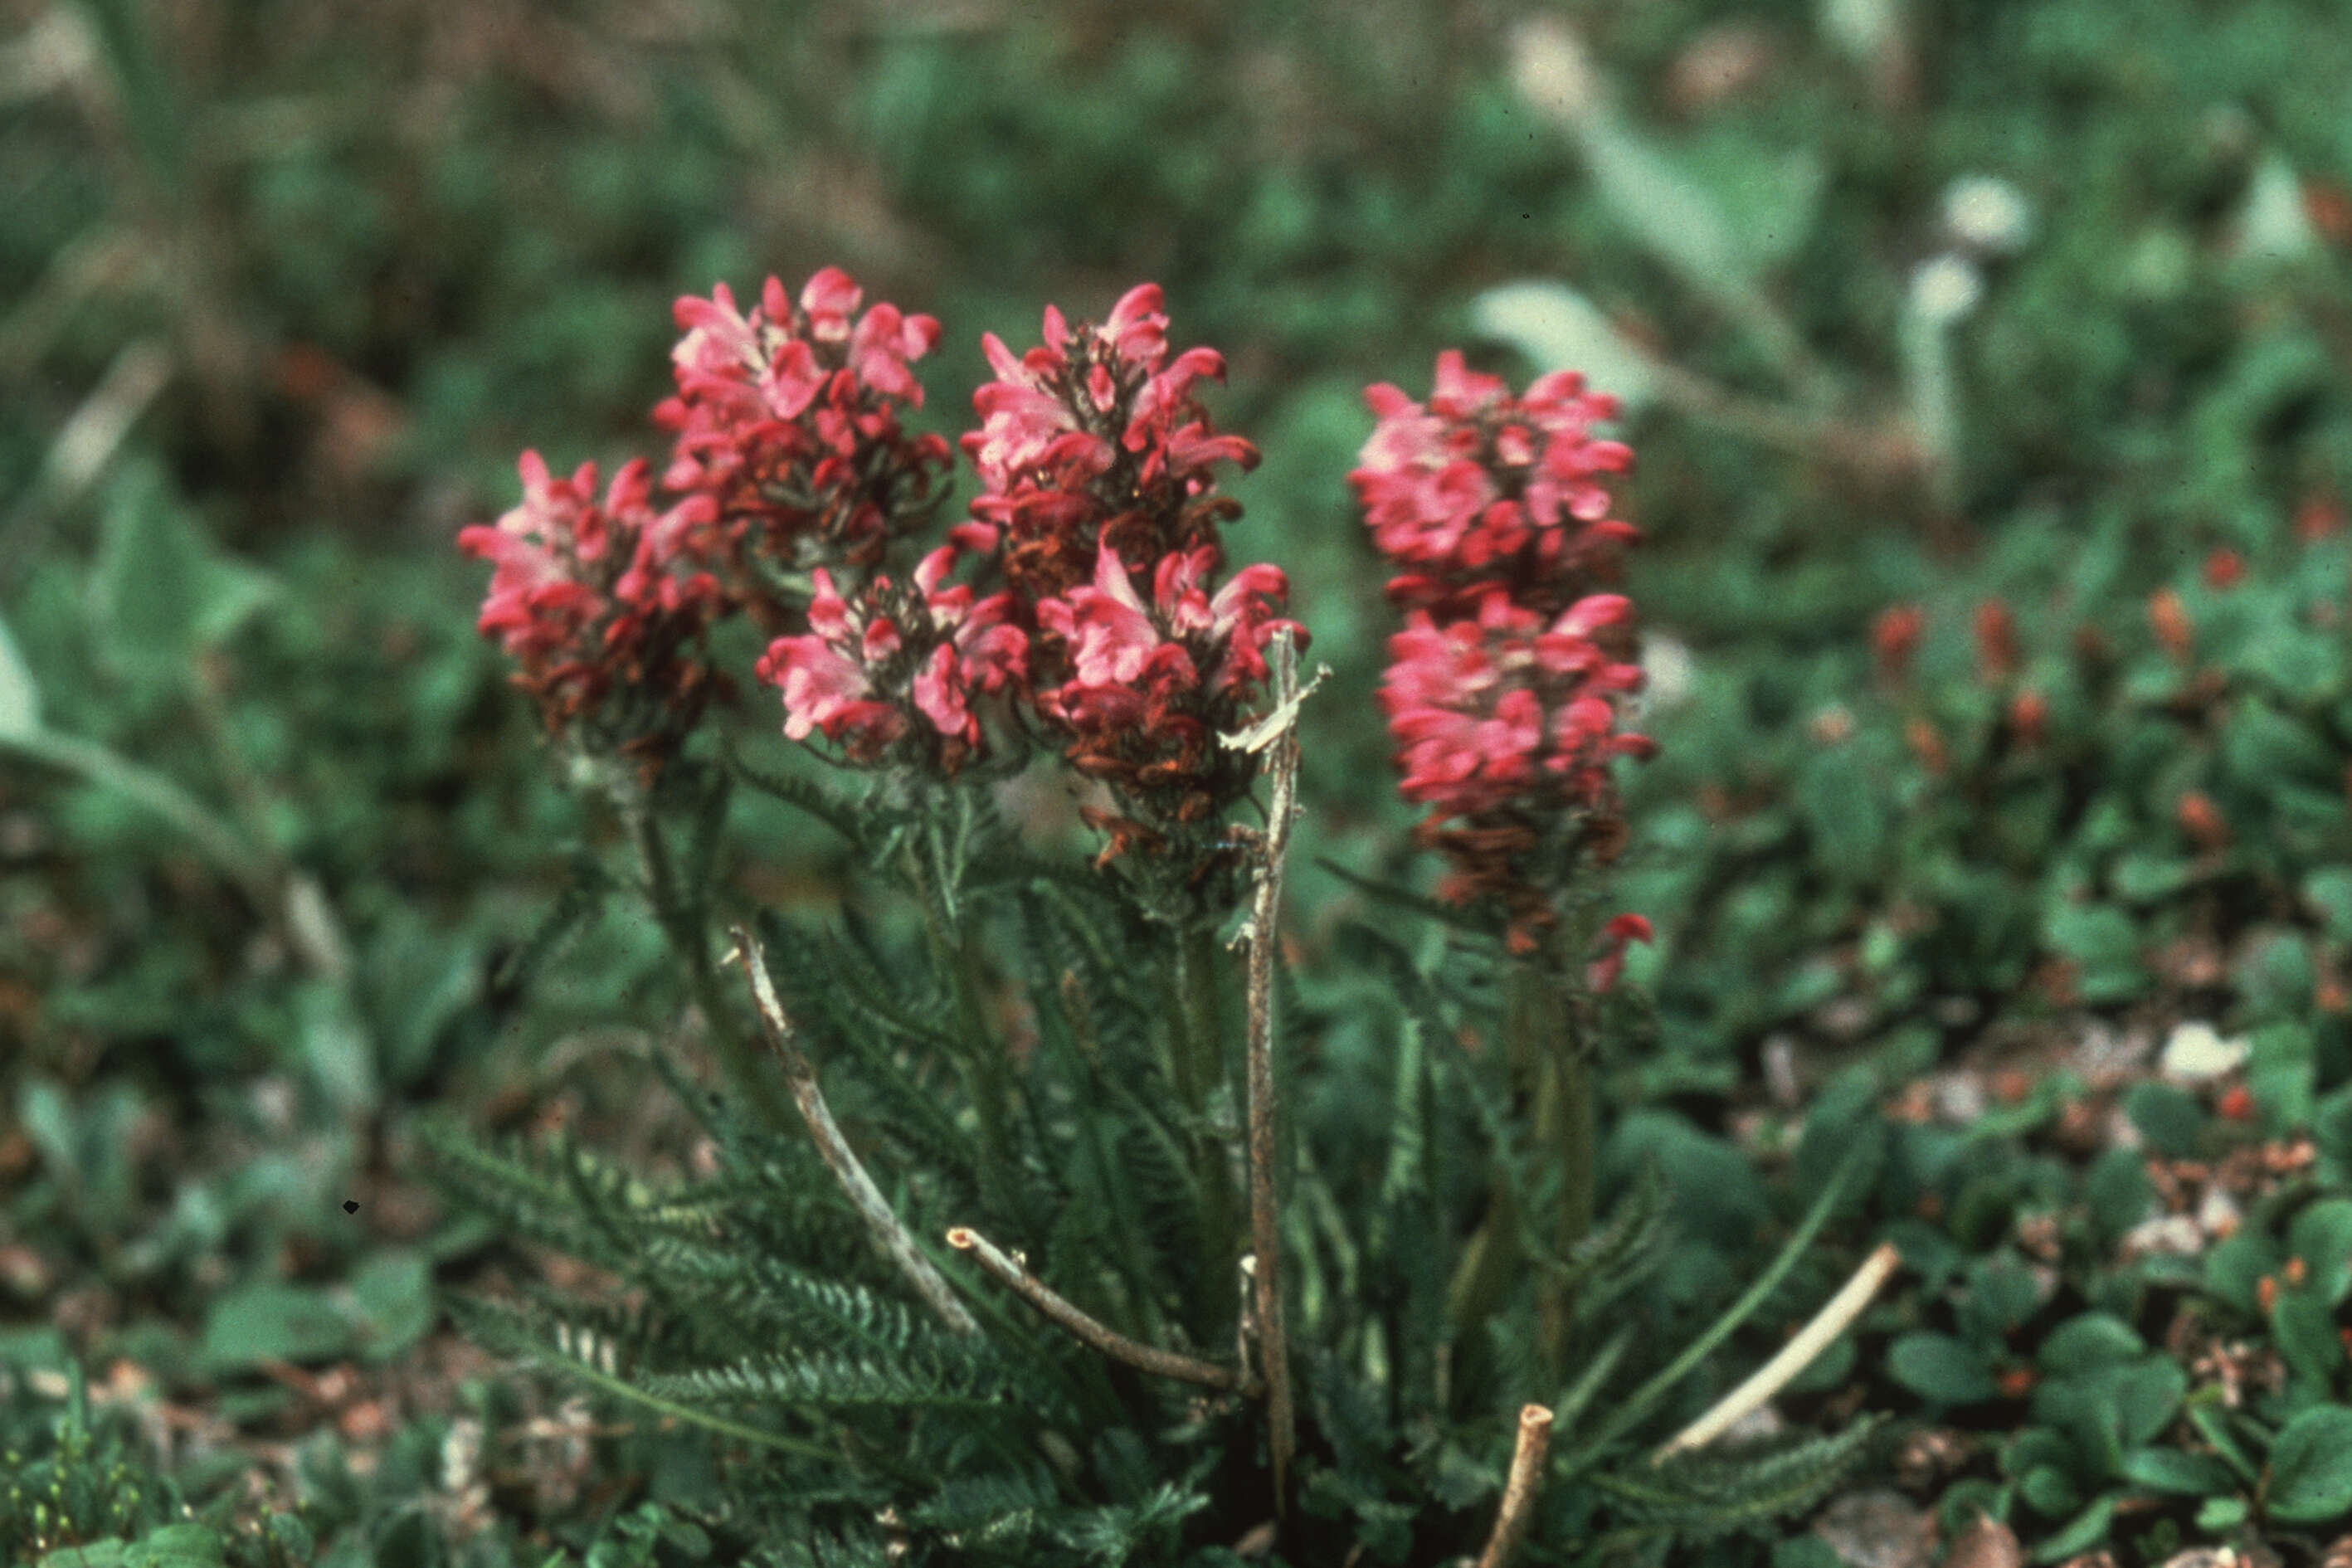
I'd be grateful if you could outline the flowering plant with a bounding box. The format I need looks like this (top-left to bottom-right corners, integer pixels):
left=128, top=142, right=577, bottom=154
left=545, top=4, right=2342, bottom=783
left=439, top=270, right=1890, bottom=1566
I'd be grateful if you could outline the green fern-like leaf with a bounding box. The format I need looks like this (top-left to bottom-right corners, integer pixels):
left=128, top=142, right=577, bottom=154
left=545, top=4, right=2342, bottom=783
left=908, top=1467, right=1060, bottom=1551
left=1590, top=1417, right=1886, bottom=1541
left=447, top=1295, right=839, bottom=1462
left=1049, top=1482, right=1213, bottom=1566
left=724, top=741, right=864, bottom=844
left=489, top=848, right=610, bottom=997
left=1550, top=1159, right=1673, bottom=1317
left=643, top=1341, right=1010, bottom=1415
left=420, top=1121, right=611, bottom=1265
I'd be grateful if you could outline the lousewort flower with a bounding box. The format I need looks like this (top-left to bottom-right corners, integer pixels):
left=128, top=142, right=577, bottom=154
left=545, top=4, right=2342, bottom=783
left=1355, top=353, right=1653, bottom=952
left=967, top=285, right=1305, bottom=861
left=658, top=268, right=951, bottom=598
left=1351, top=349, right=1634, bottom=617
left=753, top=523, right=1027, bottom=776
left=459, top=451, right=727, bottom=762
left=963, top=282, right=1259, bottom=604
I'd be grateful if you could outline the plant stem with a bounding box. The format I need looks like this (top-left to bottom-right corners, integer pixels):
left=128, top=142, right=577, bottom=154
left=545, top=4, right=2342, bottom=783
left=910, top=844, right=1020, bottom=1227
left=1651, top=1241, right=1901, bottom=1461
left=1477, top=1405, right=1557, bottom=1568
left=947, top=1226, right=1249, bottom=1393
left=1175, top=919, right=1225, bottom=1108
left=1556, top=1142, right=1870, bottom=1474
left=616, top=782, right=793, bottom=1137
left=735, top=928, right=978, bottom=1336
left=1514, top=942, right=1595, bottom=1381
left=1229, top=626, right=1306, bottom=1519
left=1173, top=916, right=1240, bottom=1337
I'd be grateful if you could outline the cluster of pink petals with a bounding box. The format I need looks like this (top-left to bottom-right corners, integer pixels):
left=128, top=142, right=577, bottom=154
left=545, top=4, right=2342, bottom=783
left=962, top=283, right=1259, bottom=603
left=1040, top=533, right=1307, bottom=738
left=1353, top=350, right=1636, bottom=615
left=1381, top=588, right=1652, bottom=820
left=658, top=268, right=951, bottom=579
left=1355, top=352, right=1653, bottom=953
left=458, top=451, right=726, bottom=747
left=752, top=523, right=1026, bottom=772
left=965, top=287, right=1305, bottom=830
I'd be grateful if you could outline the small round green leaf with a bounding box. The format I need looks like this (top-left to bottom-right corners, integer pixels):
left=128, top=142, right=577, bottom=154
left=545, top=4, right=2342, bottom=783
left=2267, top=1405, right=2352, bottom=1524
left=1890, top=1332, right=2000, bottom=1405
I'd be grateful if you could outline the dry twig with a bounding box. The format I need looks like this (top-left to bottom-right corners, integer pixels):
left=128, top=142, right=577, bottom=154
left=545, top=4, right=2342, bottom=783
left=945, top=1226, right=1249, bottom=1392
left=731, top=925, right=977, bottom=1335
left=1222, top=629, right=1318, bottom=1516
left=1478, top=1404, right=1557, bottom=1568
left=1652, top=1241, right=1902, bottom=1460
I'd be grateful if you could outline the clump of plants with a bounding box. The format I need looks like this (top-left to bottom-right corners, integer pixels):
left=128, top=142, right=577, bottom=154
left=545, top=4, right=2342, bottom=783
left=431, top=268, right=1897, bottom=1566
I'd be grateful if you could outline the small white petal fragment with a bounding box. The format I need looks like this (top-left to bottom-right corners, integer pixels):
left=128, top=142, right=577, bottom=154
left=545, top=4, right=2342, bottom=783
left=1635, top=631, right=1694, bottom=716
left=2158, top=1020, right=2247, bottom=1083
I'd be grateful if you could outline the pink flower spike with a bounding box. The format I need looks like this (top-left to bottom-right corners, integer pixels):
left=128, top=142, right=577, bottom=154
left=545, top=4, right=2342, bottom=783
left=659, top=266, right=948, bottom=577
left=462, top=443, right=732, bottom=752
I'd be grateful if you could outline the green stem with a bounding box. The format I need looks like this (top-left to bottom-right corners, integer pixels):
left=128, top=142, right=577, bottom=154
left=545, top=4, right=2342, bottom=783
left=1176, top=921, right=1225, bottom=1108
left=620, top=788, right=794, bottom=1137
left=1512, top=945, right=1595, bottom=1383
left=1174, top=918, right=1239, bottom=1337
left=917, top=869, right=1015, bottom=1205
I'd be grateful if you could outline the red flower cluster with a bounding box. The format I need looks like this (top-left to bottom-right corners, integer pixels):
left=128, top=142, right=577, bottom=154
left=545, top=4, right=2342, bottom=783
left=466, top=266, right=961, bottom=759
left=969, top=285, right=1305, bottom=838
left=755, top=523, right=1027, bottom=774
left=459, top=451, right=727, bottom=756
left=658, top=269, right=951, bottom=591
left=1352, top=352, right=1653, bottom=952
left=1355, top=350, right=1635, bottom=616
left=965, top=283, right=1261, bottom=600
left=1383, top=588, right=1648, bottom=816
left=464, top=271, right=1312, bottom=853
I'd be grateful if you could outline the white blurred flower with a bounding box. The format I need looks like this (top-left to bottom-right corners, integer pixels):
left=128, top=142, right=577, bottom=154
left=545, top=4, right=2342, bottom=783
left=2234, top=151, right=2320, bottom=264
left=1941, top=175, right=2035, bottom=256
left=1636, top=631, right=1694, bottom=717
left=1907, top=253, right=1984, bottom=327
left=1508, top=17, right=1604, bottom=126
left=2158, top=1020, right=2247, bottom=1083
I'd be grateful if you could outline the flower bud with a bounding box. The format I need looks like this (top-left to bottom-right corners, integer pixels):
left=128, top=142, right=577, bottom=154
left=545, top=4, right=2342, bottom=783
left=1872, top=604, right=1924, bottom=684
left=2202, top=548, right=2245, bottom=589
left=1973, top=598, right=2018, bottom=684
left=2176, top=790, right=2229, bottom=851
left=2149, top=587, right=2194, bottom=662
left=2009, top=689, right=2048, bottom=747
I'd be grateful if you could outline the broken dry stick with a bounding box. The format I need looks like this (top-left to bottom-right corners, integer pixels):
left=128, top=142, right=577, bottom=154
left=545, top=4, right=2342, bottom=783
left=1477, top=1404, right=1556, bottom=1568
left=1225, top=629, right=1314, bottom=1517
left=732, top=927, right=977, bottom=1337
left=947, top=1225, right=1249, bottom=1393
left=1652, top=1241, right=1902, bottom=1461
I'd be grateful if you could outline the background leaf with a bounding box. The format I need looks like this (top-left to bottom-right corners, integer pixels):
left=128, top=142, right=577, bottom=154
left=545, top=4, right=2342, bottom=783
left=2267, top=1405, right=2352, bottom=1523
